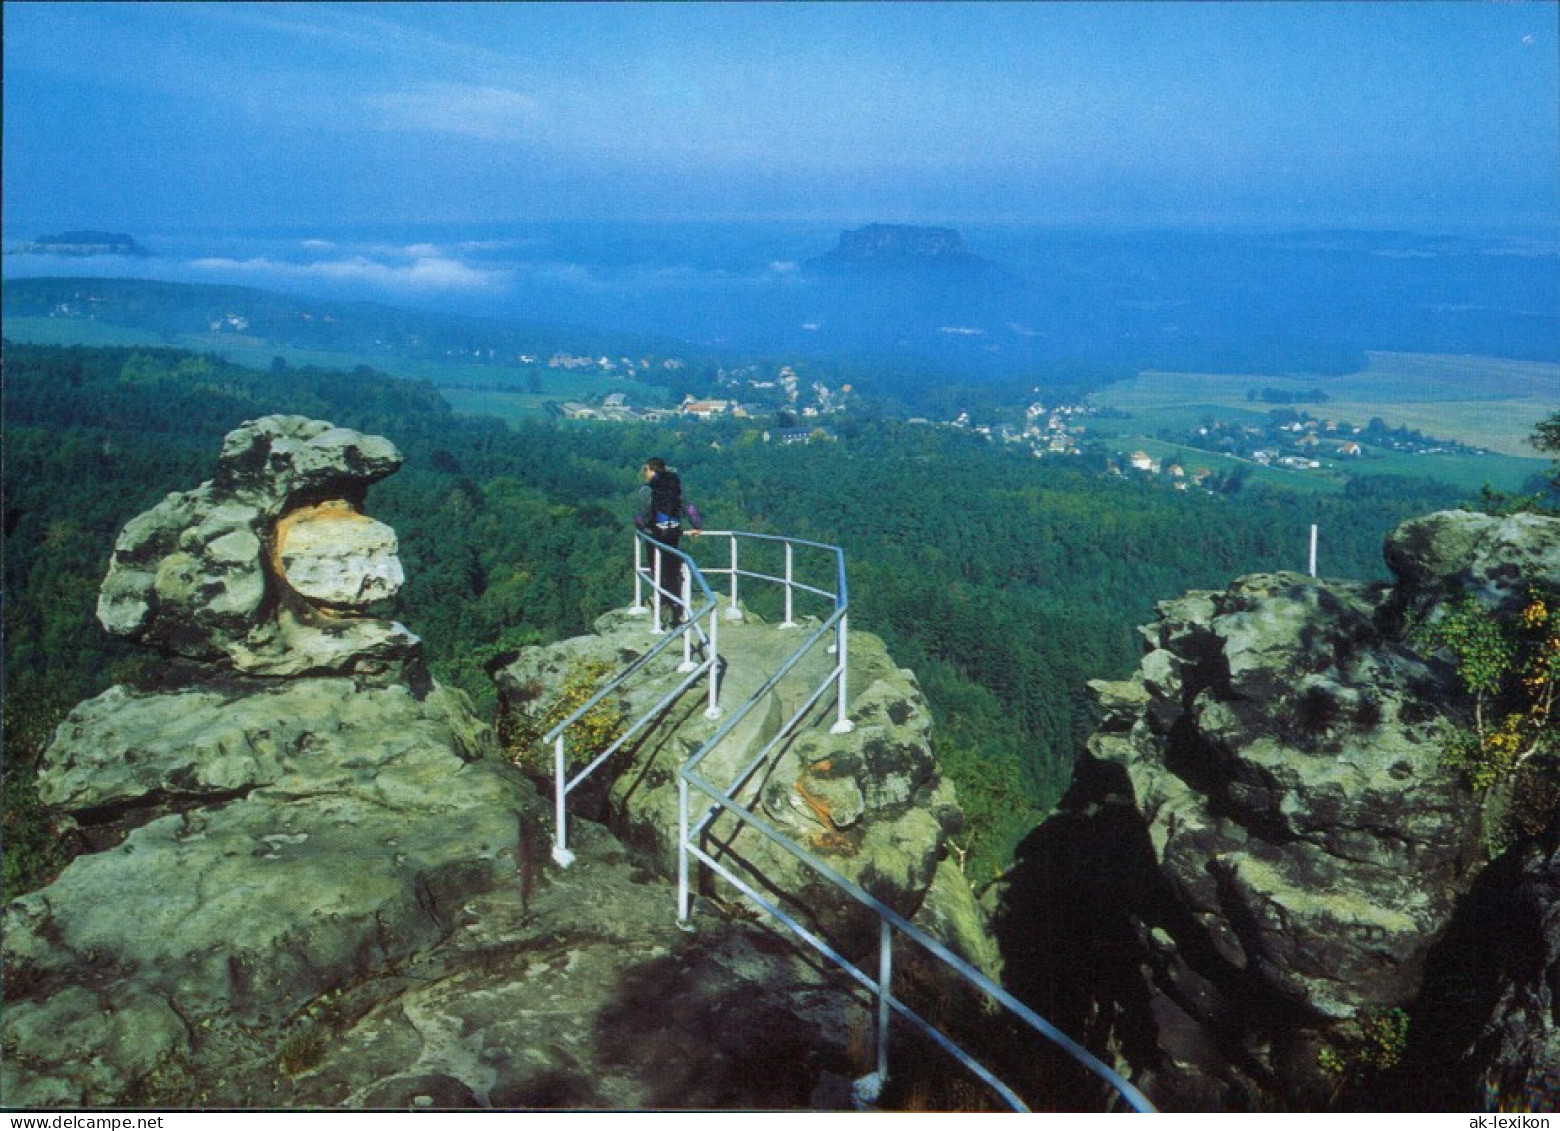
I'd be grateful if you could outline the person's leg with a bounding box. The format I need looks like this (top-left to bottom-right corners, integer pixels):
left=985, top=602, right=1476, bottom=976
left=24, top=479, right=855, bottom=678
left=658, top=528, right=684, bottom=626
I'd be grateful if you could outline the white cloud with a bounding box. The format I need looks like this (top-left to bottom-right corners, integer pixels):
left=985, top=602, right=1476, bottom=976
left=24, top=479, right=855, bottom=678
left=188, top=254, right=507, bottom=290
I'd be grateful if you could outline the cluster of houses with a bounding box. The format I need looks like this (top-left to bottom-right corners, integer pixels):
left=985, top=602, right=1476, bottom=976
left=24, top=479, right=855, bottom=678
left=558, top=362, right=849, bottom=427
left=1184, top=415, right=1368, bottom=467
left=715, top=364, right=847, bottom=415
left=208, top=312, right=252, bottom=333
left=542, top=353, right=686, bottom=377
left=1117, top=451, right=1216, bottom=490
left=927, top=400, right=1092, bottom=458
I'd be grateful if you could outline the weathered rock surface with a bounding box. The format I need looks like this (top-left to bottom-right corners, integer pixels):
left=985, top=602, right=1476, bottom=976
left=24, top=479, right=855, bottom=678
left=2, top=419, right=542, bottom=1108
left=495, top=608, right=997, bottom=971
left=3, top=419, right=973, bottom=1111
left=95, top=414, right=417, bottom=679
left=1465, top=842, right=1560, bottom=1104
left=276, top=503, right=404, bottom=611
left=999, top=509, right=1560, bottom=1111
left=267, top=822, right=867, bottom=1111
left=1385, top=509, right=1560, bottom=621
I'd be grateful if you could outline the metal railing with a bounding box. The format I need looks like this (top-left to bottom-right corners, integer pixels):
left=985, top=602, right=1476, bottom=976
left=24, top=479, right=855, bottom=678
left=666, top=532, right=1153, bottom=1113
left=545, top=531, right=721, bottom=867
left=678, top=762, right=1154, bottom=1112
left=550, top=525, right=1154, bottom=1112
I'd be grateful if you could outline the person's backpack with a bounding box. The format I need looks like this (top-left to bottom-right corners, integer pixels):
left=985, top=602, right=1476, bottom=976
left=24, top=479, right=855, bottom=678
left=650, top=471, right=683, bottom=530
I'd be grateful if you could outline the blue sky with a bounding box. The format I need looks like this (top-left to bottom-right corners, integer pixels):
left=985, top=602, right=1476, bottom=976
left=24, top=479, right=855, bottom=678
left=3, top=1, right=1557, bottom=233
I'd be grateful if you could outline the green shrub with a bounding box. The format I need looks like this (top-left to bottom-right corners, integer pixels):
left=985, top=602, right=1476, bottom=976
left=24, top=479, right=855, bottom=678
left=1417, top=590, right=1560, bottom=791
left=499, top=659, right=628, bottom=778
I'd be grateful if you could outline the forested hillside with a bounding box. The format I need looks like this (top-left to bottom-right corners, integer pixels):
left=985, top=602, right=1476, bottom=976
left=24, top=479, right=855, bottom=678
left=2, top=342, right=1469, bottom=884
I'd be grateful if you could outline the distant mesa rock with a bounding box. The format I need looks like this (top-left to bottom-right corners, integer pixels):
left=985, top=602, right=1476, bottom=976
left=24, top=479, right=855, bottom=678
left=809, top=223, right=996, bottom=274
left=1001, top=508, right=1560, bottom=1111
left=18, top=230, right=150, bottom=257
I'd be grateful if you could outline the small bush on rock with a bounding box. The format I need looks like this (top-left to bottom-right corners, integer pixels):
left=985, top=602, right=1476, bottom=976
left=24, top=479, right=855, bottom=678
left=1417, top=590, right=1560, bottom=791
left=499, top=659, right=628, bottom=778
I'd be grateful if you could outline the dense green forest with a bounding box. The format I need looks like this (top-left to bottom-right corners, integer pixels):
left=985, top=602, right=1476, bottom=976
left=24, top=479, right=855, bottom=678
left=4, top=341, right=1489, bottom=886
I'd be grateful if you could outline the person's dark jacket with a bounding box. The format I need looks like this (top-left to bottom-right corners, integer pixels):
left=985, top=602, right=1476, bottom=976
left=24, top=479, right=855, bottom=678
left=639, top=470, right=702, bottom=535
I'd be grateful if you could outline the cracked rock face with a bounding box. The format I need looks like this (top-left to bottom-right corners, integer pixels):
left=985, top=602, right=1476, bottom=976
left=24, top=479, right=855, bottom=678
left=2, top=419, right=542, bottom=1108
left=999, top=509, right=1560, bottom=1111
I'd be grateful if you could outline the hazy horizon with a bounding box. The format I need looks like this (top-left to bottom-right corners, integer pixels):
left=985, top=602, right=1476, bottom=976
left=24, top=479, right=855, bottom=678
left=4, top=2, right=1558, bottom=236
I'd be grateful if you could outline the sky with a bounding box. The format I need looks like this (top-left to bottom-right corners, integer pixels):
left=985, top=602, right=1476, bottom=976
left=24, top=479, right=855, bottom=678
left=2, top=1, right=1558, bottom=234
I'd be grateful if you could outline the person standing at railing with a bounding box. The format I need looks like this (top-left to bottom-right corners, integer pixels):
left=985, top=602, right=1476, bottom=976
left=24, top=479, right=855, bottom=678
left=637, top=457, right=702, bottom=627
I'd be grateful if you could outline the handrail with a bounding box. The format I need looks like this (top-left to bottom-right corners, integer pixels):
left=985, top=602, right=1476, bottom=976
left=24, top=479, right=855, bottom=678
left=545, top=531, right=721, bottom=867
left=549, top=524, right=1154, bottom=1111
left=679, top=764, right=1155, bottom=1112
left=667, top=533, right=1154, bottom=1113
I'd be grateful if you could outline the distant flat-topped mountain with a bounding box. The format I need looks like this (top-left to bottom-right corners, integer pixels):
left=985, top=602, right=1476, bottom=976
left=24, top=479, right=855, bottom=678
left=809, top=223, right=997, bottom=274
left=18, top=231, right=151, bottom=257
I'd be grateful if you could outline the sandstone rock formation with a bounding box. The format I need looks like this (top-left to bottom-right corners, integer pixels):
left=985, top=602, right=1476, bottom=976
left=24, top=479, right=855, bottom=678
left=1, top=419, right=966, bottom=1110
left=495, top=607, right=1000, bottom=974
left=95, top=415, right=417, bottom=679
left=999, top=509, right=1559, bottom=1111
left=2, top=417, right=540, bottom=1106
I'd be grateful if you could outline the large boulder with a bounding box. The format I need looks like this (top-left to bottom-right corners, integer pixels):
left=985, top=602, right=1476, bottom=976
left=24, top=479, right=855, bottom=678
left=95, top=415, right=418, bottom=680
left=999, top=509, right=1560, bottom=1111
left=2, top=419, right=542, bottom=1107
left=1385, top=509, right=1560, bottom=620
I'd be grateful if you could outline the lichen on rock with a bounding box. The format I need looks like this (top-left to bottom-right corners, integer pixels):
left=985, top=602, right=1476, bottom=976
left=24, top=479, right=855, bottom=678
left=999, top=508, right=1560, bottom=1111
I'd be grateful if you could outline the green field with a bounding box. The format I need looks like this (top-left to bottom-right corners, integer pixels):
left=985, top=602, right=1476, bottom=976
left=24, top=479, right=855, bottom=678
left=2, top=316, right=172, bottom=350
left=1096, top=352, right=1557, bottom=458
left=2, top=316, right=672, bottom=424
left=1089, top=351, right=1553, bottom=493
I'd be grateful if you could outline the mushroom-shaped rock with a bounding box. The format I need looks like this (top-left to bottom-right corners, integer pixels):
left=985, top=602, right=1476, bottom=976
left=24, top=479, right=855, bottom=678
left=96, top=416, right=419, bottom=678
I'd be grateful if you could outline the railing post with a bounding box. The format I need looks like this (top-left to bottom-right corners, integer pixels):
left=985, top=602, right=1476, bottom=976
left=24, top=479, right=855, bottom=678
left=831, top=613, right=854, bottom=734
left=705, top=606, right=723, bottom=720
left=630, top=535, right=648, bottom=614
left=853, top=917, right=893, bottom=1106
left=877, top=917, right=892, bottom=1083
left=726, top=533, right=743, bottom=620
left=678, top=566, right=696, bottom=671
left=650, top=542, right=664, bottom=635
left=677, top=775, right=692, bottom=926
left=552, top=734, right=575, bottom=867
left=780, top=542, right=796, bottom=628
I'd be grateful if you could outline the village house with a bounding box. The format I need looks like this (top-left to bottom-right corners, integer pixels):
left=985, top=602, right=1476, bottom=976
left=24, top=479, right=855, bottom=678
left=680, top=399, right=732, bottom=419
